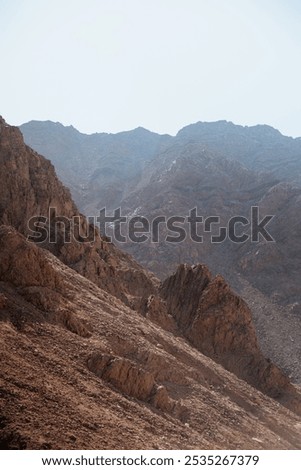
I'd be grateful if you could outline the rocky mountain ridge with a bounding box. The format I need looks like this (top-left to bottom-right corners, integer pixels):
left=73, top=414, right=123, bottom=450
left=1, top=116, right=301, bottom=449
left=20, top=120, right=171, bottom=213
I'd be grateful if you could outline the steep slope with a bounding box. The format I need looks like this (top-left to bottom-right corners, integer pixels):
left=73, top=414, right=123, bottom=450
left=1, top=226, right=301, bottom=450
left=0, top=116, right=157, bottom=306
left=119, top=142, right=301, bottom=304
left=117, top=143, right=301, bottom=383
left=238, top=278, right=301, bottom=384
left=2, top=116, right=297, bottom=399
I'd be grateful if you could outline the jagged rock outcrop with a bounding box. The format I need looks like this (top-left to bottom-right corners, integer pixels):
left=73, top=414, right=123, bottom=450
left=87, top=353, right=187, bottom=419
left=0, top=226, right=90, bottom=337
left=0, top=118, right=76, bottom=234
left=159, top=264, right=294, bottom=401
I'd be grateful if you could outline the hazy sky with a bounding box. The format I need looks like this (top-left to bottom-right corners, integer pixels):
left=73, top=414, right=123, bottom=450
left=1, top=0, right=301, bottom=136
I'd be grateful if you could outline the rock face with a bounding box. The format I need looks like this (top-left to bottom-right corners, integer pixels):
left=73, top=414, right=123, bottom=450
left=1, top=116, right=301, bottom=449
left=159, top=264, right=292, bottom=400
left=87, top=353, right=186, bottom=419
left=0, top=118, right=76, bottom=234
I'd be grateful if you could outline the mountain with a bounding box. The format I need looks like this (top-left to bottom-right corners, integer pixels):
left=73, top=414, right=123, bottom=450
left=19, top=119, right=301, bottom=384
left=20, top=120, right=171, bottom=213
left=118, top=140, right=301, bottom=304
left=177, top=120, right=301, bottom=182
left=20, top=119, right=301, bottom=214
left=1, top=116, right=301, bottom=449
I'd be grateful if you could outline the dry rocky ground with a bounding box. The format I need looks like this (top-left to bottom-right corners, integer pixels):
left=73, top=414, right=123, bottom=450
left=240, top=279, right=301, bottom=384
left=1, top=227, right=301, bottom=450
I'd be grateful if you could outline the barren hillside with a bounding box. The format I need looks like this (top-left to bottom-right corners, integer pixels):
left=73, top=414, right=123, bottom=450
left=1, top=117, right=301, bottom=450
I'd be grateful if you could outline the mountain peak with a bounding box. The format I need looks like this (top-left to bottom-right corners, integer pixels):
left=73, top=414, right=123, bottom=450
left=176, top=119, right=286, bottom=138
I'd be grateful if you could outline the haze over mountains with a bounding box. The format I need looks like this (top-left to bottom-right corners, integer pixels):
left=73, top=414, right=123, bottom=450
left=20, top=119, right=301, bottom=214
left=20, top=119, right=301, bottom=294
left=20, top=121, right=172, bottom=214
left=1, top=116, right=301, bottom=449
left=20, top=119, right=301, bottom=384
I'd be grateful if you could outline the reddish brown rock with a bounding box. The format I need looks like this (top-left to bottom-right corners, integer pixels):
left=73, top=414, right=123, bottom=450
left=160, top=264, right=295, bottom=402
left=0, top=226, right=301, bottom=449
left=139, top=294, right=177, bottom=333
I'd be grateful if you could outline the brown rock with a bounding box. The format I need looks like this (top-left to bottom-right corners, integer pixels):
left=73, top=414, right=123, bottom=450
left=0, top=229, right=301, bottom=449
left=139, top=294, right=177, bottom=333
left=160, top=264, right=294, bottom=401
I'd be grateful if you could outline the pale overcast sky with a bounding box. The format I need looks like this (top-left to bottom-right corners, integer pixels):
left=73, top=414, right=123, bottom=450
left=0, top=0, right=301, bottom=136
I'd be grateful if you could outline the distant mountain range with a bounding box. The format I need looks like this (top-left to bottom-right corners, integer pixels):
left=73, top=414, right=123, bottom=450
left=20, top=119, right=301, bottom=213
left=20, top=121, right=171, bottom=213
